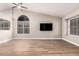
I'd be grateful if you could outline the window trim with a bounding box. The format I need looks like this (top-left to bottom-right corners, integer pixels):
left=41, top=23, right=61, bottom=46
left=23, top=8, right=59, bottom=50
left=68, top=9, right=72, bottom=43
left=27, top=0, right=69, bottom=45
left=68, top=15, right=79, bottom=36
left=17, top=15, right=29, bottom=34
left=0, top=19, right=10, bottom=30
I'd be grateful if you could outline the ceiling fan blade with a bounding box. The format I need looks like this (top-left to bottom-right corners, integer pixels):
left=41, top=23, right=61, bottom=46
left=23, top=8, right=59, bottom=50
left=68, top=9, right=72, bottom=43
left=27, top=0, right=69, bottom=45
left=21, top=6, right=28, bottom=9
left=13, top=3, right=17, bottom=6
left=19, top=3, right=23, bottom=5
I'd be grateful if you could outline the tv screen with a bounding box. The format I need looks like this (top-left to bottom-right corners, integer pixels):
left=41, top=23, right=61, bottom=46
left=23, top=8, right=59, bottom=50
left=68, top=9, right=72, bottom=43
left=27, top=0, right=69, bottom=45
left=40, top=23, right=52, bottom=31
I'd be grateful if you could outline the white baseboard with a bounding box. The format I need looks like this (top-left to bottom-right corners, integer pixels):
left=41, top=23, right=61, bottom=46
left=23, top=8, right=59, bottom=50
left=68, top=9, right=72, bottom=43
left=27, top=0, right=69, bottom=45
left=13, top=38, right=62, bottom=40
left=0, top=39, right=11, bottom=44
left=62, top=38, right=79, bottom=47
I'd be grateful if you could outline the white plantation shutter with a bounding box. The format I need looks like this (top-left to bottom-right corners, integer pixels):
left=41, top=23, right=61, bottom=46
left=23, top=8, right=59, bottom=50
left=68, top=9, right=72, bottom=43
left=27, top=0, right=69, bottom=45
left=0, top=19, right=10, bottom=30
left=17, top=15, right=29, bottom=34
left=70, top=17, right=79, bottom=35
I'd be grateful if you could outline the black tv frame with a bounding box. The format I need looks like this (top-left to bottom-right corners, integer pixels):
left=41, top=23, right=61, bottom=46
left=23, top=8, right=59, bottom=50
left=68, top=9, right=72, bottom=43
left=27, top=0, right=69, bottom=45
left=40, top=23, right=53, bottom=31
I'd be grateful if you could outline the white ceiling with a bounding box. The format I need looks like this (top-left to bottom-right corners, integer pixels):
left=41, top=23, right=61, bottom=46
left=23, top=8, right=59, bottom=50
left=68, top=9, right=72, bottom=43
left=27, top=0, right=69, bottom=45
left=0, top=3, right=79, bottom=17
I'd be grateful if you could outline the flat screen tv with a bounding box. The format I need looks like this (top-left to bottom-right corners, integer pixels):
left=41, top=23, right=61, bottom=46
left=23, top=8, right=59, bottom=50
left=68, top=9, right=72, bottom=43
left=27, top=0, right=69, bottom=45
left=40, top=23, right=52, bottom=31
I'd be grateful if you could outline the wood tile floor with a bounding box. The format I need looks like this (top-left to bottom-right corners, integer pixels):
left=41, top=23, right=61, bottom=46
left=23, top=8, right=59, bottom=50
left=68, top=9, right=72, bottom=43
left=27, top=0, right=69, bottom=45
left=0, top=39, right=79, bottom=56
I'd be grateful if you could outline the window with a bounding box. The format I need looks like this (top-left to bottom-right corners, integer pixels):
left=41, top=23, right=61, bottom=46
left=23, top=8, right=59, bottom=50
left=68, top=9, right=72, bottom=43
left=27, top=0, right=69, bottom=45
left=70, top=17, right=79, bottom=35
left=17, top=15, right=29, bottom=34
left=0, top=18, right=10, bottom=30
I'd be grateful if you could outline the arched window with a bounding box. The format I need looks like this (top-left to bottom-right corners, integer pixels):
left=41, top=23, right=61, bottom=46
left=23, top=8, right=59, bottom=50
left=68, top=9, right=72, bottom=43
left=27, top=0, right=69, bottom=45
left=0, top=18, right=10, bottom=30
left=17, top=15, right=29, bottom=34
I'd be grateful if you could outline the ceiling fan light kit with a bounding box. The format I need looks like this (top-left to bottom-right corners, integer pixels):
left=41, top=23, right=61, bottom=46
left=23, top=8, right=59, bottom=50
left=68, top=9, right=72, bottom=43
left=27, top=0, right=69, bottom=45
left=12, top=3, right=28, bottom=9
left=17, top=6, right=21, bottom=8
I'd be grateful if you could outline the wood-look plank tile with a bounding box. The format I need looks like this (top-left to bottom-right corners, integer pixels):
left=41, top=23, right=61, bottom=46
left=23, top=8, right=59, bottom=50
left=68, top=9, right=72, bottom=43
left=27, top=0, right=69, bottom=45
left=0, top=39, right=79, bottom=56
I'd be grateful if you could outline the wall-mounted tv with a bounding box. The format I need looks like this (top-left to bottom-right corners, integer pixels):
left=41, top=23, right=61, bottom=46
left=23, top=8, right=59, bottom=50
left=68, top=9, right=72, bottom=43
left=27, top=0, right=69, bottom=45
left=40, top=23, right=53, bottom=31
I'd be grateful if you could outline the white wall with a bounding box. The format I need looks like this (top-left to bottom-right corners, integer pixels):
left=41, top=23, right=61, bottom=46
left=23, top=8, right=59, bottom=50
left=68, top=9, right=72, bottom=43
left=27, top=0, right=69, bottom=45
left=62, top=9, right=79, bottom=46
left=0, top=8, right=62, bottom=42
left=0, top=9, right=12, bottom=42
left=13, top=9, right=62, bottom=39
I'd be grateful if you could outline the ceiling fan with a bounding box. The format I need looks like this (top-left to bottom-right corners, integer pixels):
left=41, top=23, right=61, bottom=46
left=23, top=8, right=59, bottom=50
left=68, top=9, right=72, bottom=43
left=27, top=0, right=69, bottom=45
left=12, top=3, right=28, bottom=9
